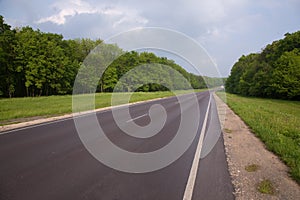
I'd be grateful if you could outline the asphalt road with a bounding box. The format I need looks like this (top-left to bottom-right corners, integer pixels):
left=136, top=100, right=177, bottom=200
left=0, top=91, right=233, bottom=200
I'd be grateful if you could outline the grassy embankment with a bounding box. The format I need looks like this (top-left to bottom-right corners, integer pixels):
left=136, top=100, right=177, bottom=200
left=0, top=89, right=205, bottom=125
left=217, top=92, right=300, bottom=183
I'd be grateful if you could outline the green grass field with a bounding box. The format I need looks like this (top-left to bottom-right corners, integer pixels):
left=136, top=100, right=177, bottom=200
left=218, top=92, right=300, bottom=183
left=0, top=90, right=205, bottom=125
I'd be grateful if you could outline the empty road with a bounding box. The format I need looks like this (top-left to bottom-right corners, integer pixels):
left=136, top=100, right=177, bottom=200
left=0, top=91, right=233, bottom=200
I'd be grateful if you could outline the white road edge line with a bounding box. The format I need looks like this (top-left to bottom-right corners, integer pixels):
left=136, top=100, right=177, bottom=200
left=183, top=94, right=211, bottom=200
left=126, top=114, right=148, bottom=123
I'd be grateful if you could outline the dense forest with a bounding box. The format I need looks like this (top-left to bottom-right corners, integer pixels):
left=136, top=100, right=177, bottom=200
left=226, top=31, right=300, bottom=100
left=0, top=16, right=216, bottom=98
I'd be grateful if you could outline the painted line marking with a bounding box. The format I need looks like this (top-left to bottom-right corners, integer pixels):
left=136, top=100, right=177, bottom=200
left=183, top=94, right=211, bottom=200
left=126, top=114, right=148, bottom=123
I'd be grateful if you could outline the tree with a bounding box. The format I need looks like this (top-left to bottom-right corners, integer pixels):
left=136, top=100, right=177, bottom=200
left=0, top=15, right=209, bottom=97
left=226, top=30, right=300, bottom=100
left=226, top=55, right=247, bottom=94
left=0, top=16, right=17, bottom=97
left=271, top=50, right=300, bottom=100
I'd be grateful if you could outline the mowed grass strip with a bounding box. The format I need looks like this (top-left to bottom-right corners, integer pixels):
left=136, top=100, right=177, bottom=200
left=217, top=92, right=300, bottom=183
left=0, top=90, right=205, bottom=124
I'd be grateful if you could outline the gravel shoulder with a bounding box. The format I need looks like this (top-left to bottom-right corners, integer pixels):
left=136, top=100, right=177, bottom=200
left=214, top=94, right=300, bottom=200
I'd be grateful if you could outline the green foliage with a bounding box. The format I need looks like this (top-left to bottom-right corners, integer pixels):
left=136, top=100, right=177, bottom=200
left=13, top=28, right=98, bottom=97
left=106, top=51, right=204, bottom=92
left=226, top=31, right=300, bottom=100
left=271, top=49, right=300, bottom=99
left=0, top=15, right=208, bottom=97
left=0, top=16, right=17, bottom=98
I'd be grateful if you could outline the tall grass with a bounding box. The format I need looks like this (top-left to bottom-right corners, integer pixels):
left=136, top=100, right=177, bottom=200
left=218, top=92, right=300, bottom=183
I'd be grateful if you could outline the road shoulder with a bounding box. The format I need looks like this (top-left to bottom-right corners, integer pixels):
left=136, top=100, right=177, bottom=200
left=214, top=93, right=300, bottom=200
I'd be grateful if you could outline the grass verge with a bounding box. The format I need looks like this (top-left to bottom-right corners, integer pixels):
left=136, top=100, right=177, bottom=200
left=217, top=92, right=300, bottom=184
left=0, top=89, right=206, bottom=125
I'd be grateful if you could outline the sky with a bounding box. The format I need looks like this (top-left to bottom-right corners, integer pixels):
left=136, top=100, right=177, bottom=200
left=1, top=0, right=300, bottom=76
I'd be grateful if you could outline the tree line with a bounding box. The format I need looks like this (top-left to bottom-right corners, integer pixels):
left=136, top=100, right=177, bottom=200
left=226, top=31, right=300, bottom=100
left=0, top=16, right=214, bottom=98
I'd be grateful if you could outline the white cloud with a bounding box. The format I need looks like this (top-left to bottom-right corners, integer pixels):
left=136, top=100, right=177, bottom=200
left=113, top=12, right=148, bottom=28
left=37, top=0, right=98, bottom=25
left=36, top=0, right=148, bottom=29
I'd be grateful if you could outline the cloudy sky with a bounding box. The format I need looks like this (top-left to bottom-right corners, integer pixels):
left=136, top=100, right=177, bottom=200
left=1, top=0, right=299, bottom=76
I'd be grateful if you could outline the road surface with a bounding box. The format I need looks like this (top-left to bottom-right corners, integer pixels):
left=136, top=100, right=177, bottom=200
left=0, top=91, right=233, bottom=200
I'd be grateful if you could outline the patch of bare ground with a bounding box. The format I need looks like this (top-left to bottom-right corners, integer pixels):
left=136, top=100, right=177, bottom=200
left=214, top=94, right=300, bottom=200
